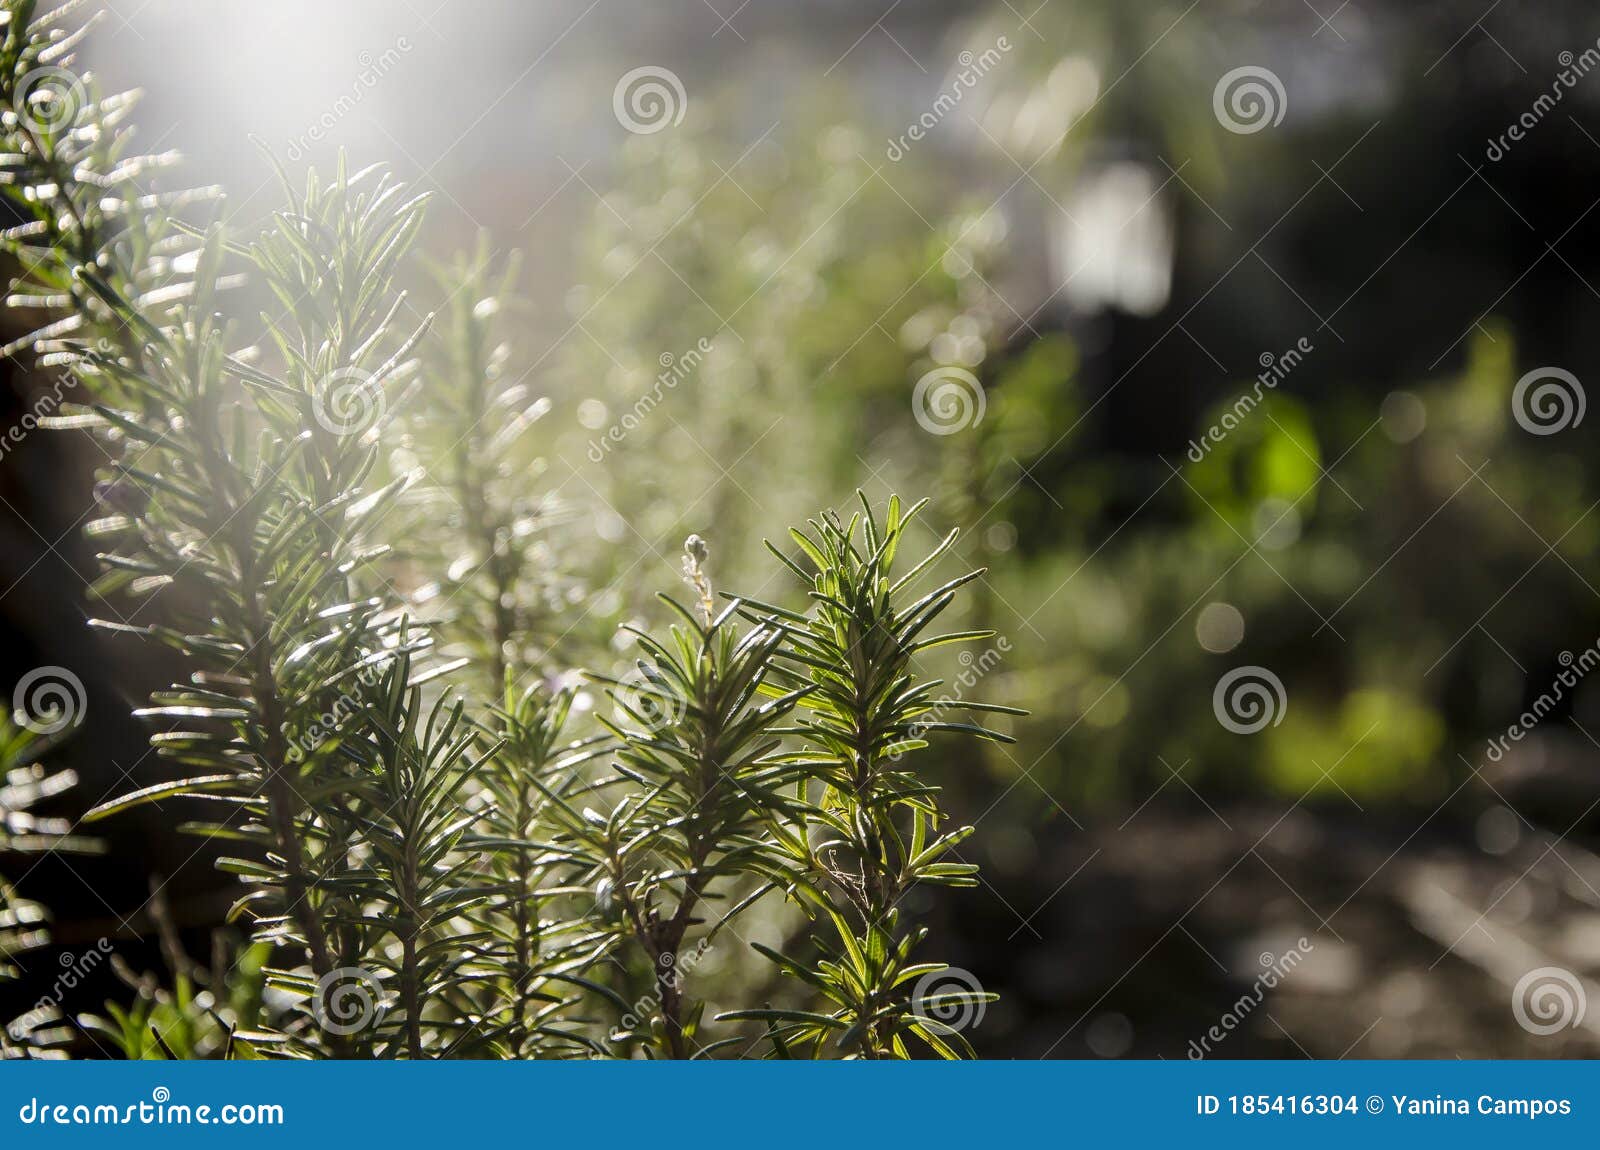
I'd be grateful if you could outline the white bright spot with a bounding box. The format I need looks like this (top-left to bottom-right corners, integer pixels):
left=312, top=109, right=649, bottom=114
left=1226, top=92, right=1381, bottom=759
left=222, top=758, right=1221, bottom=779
left=1195, top=602, right=1245, bottom=653
left=1053, top=162, right=1173, bottom=317
left=1252, top=498, right=1302, bottom=551
left=1380, top=390, right=1427, bottom=443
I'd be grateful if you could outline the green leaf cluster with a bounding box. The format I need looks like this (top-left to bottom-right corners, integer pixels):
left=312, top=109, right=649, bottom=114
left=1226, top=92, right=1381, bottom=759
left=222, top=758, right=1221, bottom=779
left=0, top=0, right=1022, bottom=1060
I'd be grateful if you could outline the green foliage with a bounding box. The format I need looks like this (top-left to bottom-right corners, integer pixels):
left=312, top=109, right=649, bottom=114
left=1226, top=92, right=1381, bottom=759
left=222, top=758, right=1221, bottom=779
left=72, top=161, right=431, bottom=998
left=0, top=0, right=214, bottom=397
left=550, top=542, right=811, bottom=1058
left=1, top=718, right=100, bottom=1057
left=725, top=495, right=1020, bottom=1058
left=469, top=679, right=611, bottom=1058
left=555, top=122, right=1020, bottom=591
left=80, top=941, right=269, bottom=1060
left=0, top=0, right=1015, bottom=1060
left=406, top=238, right=575, bottom=690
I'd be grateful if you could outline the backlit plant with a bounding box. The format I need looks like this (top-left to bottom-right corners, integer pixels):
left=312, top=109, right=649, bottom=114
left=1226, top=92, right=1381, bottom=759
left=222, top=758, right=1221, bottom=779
left=0, top=0, right=1019, bottom=1059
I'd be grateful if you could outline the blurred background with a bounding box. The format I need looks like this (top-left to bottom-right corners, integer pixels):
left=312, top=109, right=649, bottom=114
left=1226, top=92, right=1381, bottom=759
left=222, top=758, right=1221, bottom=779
left=7, top=0, right=1600, bottom=1057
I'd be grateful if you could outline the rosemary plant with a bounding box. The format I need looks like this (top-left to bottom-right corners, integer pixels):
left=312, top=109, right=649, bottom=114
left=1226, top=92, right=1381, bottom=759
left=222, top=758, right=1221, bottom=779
left=71, top=163, right=432, bottom=1001
left=409, top=238, right=573, bottom=692
left=0, top=0, right=214, bottom=402
left=0, top=719, right=100, bottom=1056
left=0, top=0, right=1022, bottom=1060
left=548, top=538, right=811, bottom=1057
left=467, top=678, right=612, bottom=1058
left=727, top=495, right=1023, bottom=1057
